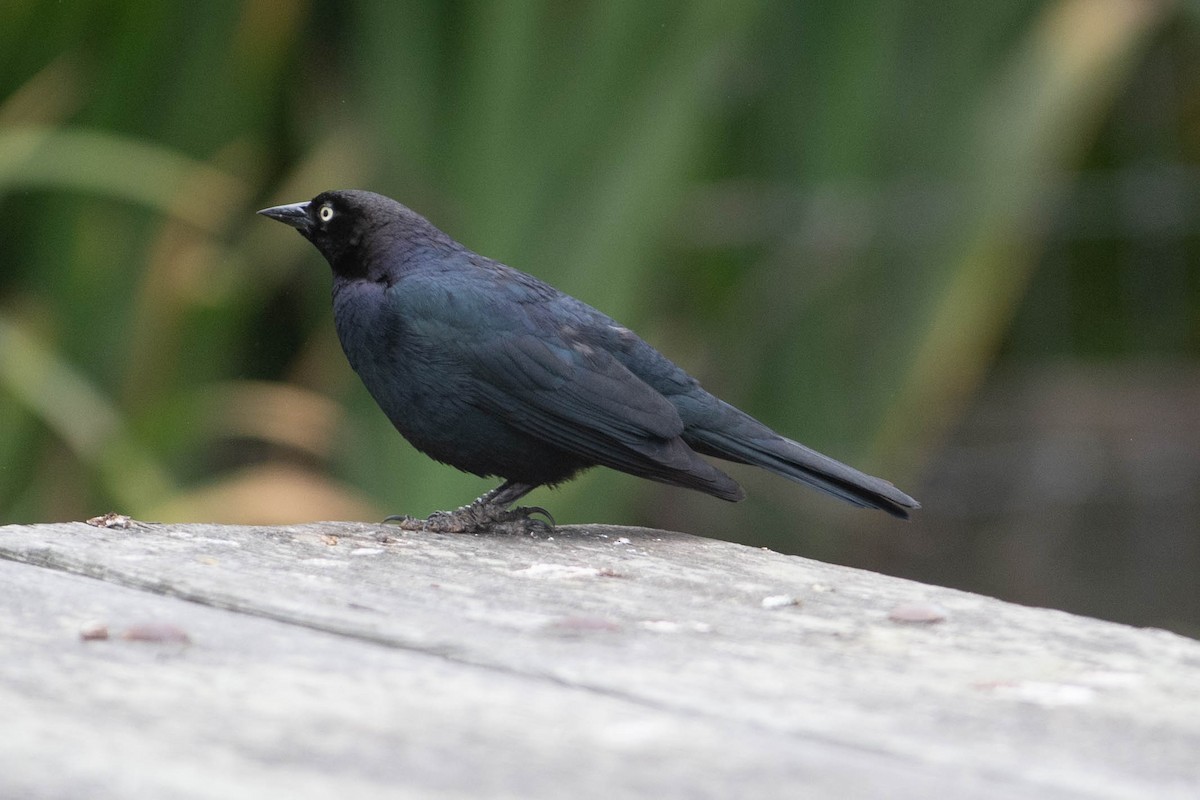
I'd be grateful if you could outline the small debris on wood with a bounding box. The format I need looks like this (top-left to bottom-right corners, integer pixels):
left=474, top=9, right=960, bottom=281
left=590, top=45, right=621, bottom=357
left=85, top=513, right=133, bottom=530
left=321, top=534, right=340, bottom=546
left=120, top=623, right=191, bottom=645
left=761, top=594, right=801, bottom=610
left=79, top=620, right=109, bottom=641
left=887, top=602, right=949, bottom=624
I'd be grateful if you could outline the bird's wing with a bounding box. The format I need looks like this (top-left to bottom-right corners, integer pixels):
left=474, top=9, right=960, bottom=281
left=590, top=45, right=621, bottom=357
left=466, top=331, right=740, bottom=498
left=393, top=270, right=741, bottom=498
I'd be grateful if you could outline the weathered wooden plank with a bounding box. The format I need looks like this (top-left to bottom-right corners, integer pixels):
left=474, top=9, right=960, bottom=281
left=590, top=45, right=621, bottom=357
left=3, top=558, right=945, bottom=800
left=1, top=521, right=1198, bottom=799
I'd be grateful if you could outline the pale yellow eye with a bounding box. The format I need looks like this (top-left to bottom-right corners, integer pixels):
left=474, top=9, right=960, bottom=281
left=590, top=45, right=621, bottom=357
left=319, top=204, right=334, bottom=222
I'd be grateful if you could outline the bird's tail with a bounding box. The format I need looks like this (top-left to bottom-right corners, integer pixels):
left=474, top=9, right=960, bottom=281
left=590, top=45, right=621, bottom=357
left=685, top=407, right=920, bottom=519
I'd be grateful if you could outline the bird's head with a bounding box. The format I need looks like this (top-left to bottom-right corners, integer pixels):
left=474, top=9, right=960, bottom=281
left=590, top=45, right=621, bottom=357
left=258, top=189, right=423, bottom=279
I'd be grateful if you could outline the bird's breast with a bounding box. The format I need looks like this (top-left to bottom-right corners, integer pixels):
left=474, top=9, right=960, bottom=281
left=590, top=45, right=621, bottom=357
left=332, top=278, right=476, bottom=432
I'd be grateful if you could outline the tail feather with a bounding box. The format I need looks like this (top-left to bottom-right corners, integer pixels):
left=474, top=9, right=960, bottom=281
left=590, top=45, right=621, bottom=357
left=685, top=415, right=920, bottom=519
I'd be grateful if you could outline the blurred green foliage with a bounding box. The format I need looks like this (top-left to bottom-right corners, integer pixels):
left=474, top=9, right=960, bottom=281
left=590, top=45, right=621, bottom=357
left=0, top=0, right=1188, bottom=554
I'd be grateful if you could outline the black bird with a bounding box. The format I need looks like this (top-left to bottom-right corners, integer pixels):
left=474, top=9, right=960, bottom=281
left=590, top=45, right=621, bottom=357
left=259, top=190, right=919, bottom=531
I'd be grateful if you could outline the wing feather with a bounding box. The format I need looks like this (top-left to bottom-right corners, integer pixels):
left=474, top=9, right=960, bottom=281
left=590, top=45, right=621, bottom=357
left=468, top=334, right=742, bottom=499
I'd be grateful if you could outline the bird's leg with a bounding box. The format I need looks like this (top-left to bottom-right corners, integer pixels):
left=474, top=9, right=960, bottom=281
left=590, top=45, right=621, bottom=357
left=384, top=480, right=554, bottom=534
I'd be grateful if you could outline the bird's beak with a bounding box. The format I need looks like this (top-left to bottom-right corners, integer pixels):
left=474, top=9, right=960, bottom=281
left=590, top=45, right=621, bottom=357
left=257, top=201, right=312, bottom=230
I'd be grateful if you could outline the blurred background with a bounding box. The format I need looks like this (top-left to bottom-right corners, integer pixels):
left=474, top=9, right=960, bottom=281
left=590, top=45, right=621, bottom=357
left=2, top=0, right=1198, bottom=636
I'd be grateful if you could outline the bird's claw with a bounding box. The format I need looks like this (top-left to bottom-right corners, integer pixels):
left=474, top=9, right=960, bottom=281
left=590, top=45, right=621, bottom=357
left=516, top=505, right=555, bottom=527
left=489, top=505, right=555, bottom=536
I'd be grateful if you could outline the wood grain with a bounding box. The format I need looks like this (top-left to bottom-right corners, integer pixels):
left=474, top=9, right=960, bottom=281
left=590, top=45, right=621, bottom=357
left=1, top=520, right=1197, bottom=799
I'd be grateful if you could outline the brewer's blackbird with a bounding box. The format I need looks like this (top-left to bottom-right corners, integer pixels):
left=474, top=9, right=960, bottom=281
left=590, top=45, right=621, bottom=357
left=259, top=190, right=919, bottom=532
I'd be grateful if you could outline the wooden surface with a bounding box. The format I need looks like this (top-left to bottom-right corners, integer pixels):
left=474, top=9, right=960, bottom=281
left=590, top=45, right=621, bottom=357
left=1, top=520, right=1198, bottom=799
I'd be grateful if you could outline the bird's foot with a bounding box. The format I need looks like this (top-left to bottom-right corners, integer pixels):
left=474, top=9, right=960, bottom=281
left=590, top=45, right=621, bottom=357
left=384, top=501, right=554, bottom=535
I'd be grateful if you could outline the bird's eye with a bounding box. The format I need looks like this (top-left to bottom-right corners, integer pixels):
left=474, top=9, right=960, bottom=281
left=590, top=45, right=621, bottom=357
left=319, top=204, right=335, bottom=222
